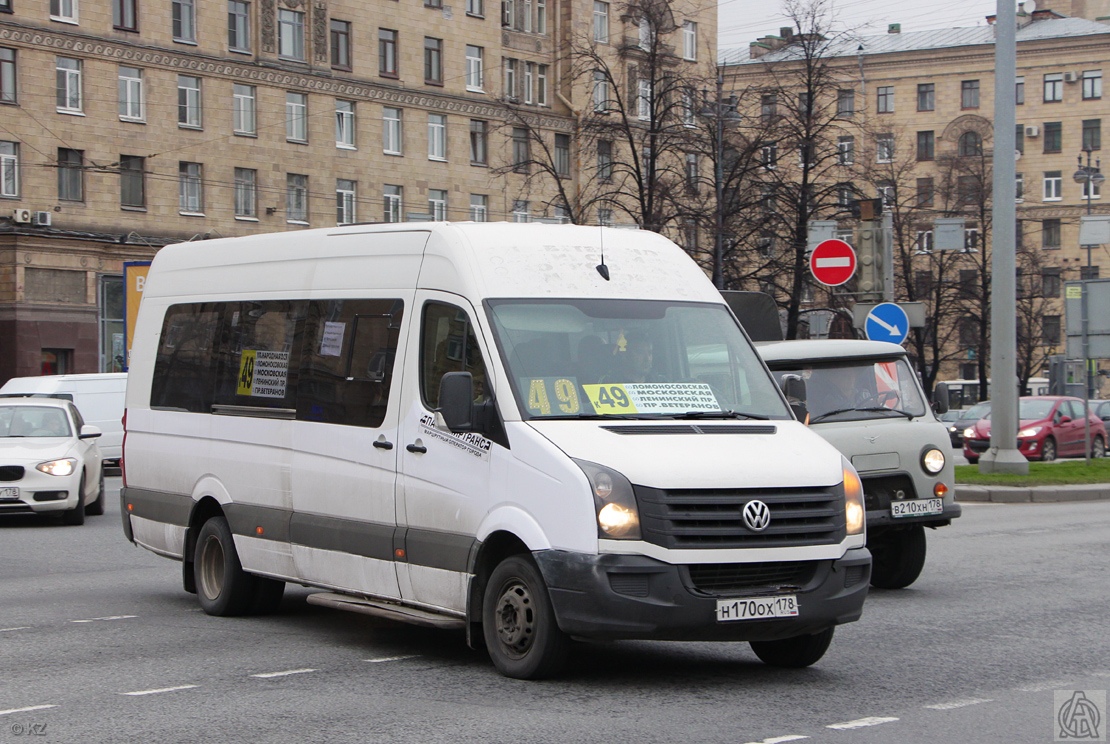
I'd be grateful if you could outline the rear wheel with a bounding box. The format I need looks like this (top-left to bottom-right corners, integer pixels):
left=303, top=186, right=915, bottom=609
left=85, top=470, right=105, bottom=516
left=750, top=627, right=834, bottom=668
left=1041, top=437, right=1057, bottom=462
left=62, top=474, right=86, bottom=526
left=482, top=555, right=569, bottom=680
left=869, top=525, right=927, bottom=589
left=194, top=516, right=257, bottom=616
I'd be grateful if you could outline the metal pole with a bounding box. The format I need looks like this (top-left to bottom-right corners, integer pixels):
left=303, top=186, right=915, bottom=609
left=1082, top=150, right=1093, bottom=464
left=713, top=70, right=724, bottom=290
left=980, top=0, right=1028, bottom=473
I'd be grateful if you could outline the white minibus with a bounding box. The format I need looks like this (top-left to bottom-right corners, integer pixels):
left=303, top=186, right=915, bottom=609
left=121, top=223, right=869, bottom=679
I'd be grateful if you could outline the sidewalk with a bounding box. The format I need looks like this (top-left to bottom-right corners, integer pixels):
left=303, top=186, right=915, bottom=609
left=955, top=484, right=1110, bottom=503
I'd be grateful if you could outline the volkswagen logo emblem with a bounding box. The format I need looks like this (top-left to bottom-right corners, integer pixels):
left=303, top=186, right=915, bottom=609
left=742, top=500, right=771, bottom=532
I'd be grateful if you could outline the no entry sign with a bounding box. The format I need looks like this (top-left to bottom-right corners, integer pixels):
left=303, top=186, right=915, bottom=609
left=810, top=239, right=857, bottom=287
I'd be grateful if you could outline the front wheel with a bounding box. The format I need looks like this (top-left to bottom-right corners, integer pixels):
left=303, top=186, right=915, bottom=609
left=1041, top=437, right=1057, bottom=462
left=482, top=555, right=569, bottom=680
left=1092, top=436, right=1105, bottom=459
left=85, top=470, right=106, bottom=516
left=194, top=516, right=257, bottom=616
left=869, top=524, right=927, bottom=589
left=750, top=627, right=834, bottom=668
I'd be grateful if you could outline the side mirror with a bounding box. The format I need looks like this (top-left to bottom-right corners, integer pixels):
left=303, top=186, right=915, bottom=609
left=932, top=382, right=950, bottom=415
left=438, top=372, right=475, bottom=432
left=79, top=424, right=103, bottom=440
left=781, top=374, right=808, bottom=422
left=1057, top=415, right=1071, bottom=424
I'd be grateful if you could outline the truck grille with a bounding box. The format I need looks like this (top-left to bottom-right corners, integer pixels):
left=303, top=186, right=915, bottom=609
left=861, top=473, right=917, bottom=511
left=686, top=561, right=817, bottom=595
left=634, top=485, right=846, bottom=549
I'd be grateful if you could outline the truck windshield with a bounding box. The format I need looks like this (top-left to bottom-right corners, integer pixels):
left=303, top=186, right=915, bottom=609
left=486, top=299, right=791, bottom=420
left=770, top=358, right=928, bottom=422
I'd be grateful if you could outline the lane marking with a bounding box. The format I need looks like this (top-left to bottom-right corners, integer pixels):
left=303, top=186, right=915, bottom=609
left=364, top=655, right=420, bottom=663
left=826, top=717, right=899, bottom=730
left=1019, top=680, right=1071, bottom=692
left=743, top=736, right=810, bottom=744
left=251, top=668, right=317, bottom=679
left=70, top=615, right=138, bottom=623
left=0, top=705, right=57, bottom=717
left=120, top=685, right=198, bottom=696
left=925, top=698, right=993, bottom=710
left=0, top=627, right=31, bottom=633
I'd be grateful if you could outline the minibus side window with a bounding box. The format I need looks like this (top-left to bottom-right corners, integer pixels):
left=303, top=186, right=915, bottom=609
left=212, top=301, right=307, bottom=411
left=151, top=303, right=222, bottom=412
left=421, top=302, right=489, bottom=409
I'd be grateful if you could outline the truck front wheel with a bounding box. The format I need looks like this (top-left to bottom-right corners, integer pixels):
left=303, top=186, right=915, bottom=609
left=750, top=627, right=834, bottom=668
left=869, top=524, right=927, bottom=589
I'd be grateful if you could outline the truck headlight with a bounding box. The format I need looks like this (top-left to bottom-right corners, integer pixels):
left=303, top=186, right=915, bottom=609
left=37, top=458, right=77, bottom=476
left=842, top=458, right=865, bottom=537
left=574, top=459, right=641, bottom=540
left=921, top=447, right=945, bottom=475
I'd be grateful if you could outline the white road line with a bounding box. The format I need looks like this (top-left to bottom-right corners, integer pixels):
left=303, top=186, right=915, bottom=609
left=826, top=717, right=899, bottom=730
left=925, top=698, right=993, bottom=710
left=1093, top=671, right=1110, bottom=678
left=1018, top=680, right=1071, bottom=692
left=70, top=615, right=138, bottom=623
left=0, top=705, right=57, bottom=717
left=120, top=685, right=198, bottom=697
left=364, top=655, right=420, bottom=663
left=251, top=669, right=317, bottom=679
left=0, top=627, right=31, bottom=633
left=743, top=736, right=810, bottom=744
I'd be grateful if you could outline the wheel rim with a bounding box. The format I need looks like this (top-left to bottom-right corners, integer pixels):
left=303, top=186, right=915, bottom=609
left=1043, top=440, right=1056, bottom=461
left=1095, top=439, right=1105, bottom=458
left=198, top=534, right=225, bottom=602
left=494, top=579, right=536, bottom=659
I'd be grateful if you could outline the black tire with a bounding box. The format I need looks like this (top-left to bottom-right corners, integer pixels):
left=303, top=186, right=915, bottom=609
left=1041, top=437, right=1057, bottom=462
left=482, top=555, right=569, bottom=680
left=194, top=516, right=257, bottom=616
left=1092, top=436, right=1105, bottom=459
left=750, top=627, right=835, bottom=668
left=966, top=455, right=979, bottom=465
left=250, top=577, right=286, bottom=615
left=62, top=473, right=86, bottom=526
left=85, top=470, right=106, bottom=516
left=869, top=524, right=927, bottom=589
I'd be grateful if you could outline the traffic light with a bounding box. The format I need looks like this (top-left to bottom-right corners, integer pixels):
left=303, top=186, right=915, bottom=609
left=855, top=222, right=884, bottom=301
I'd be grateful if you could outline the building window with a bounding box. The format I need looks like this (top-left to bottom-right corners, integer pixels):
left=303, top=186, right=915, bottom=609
left=335, top=100, right=355, bottom=148
left=336, top=179, right=356, bottom=224
left=876, top=86, right=894, bottom=113
left=178, top=161, right=203, bottom=213
left=1016, top=172, right=1024, bottom=201
left=466, top=45, right=484, bottom=91
left=597, top=140, right=612, bottom=180
left=330, top=20, right=351, bottom=70
left=278, top=8, right=305, bottom=60
left=1043, top=73, right=1063, bottom=103
left=285, top=92, right=307, bottom=142
left=512, top=199, right=529, bottom=223
left=593, top=71, right=609, bottom=112
left=915, top=231, right=934, bottom=254
left=593, top=1, right=608, bottom=43
left=119, top=154, right=144, bottom=208
left=836, top=88, right=854, bottom=117
left=58, top=149, right=83, bottom=199
left=555, top=133, right=571, bottom=176
left=1, top=48, right=14, bottom=104
left=829, top=136, right=848, bottom=165
left=957, top=175, right=980, bottom=205
left=469, top=194, right=488, bottom=221
left=761, top=94, right=776, bottom=123
left=384, top=184, right=402, bottom=222
left=916, top=177, right=934, bottom=208
left=428, top=188, right=447, bottom=220
left=286, top=173, right=308, bottom=222
left=1016, top=124, right=1025, bottom=154
left=428, top=114, right=447, bottom=161
left=1042, top=218, right=1061, bottom=248
left=424, top=37, right=443, bottom=85
left=233, top=84, right=256, bottom=134
left=469, top=119, right=488, bottom=165
left=958, top=269, right=979, bottom=300
left=1042, top=268, right=1061, bottom=296
left=467, top=0, right=484, bottom=17
left=172, top=0, right=195, bottom=41
left=114, top=0, right=137, bottom=30
left=177, top=75, right=202, bottom=128
left=917, top=83, right=934, bottom=111
left=504, top=58, right=518, bottom=100
left=1081, top=266, right=1100, bottom=280
left=916, top=131, right=934, bottom=161
left=638, top=17, right=653, bottom=51
left=961, top=79, right=979, bottom=108
left=234, top=167, right=256, bottom=218
left=1016, top=76, right=1025, bottom=104
left=685, top=152, right=699, bottom=192
left=537, top=64, right=548, bottom=106
left=383, top=107, right=402, bottom=154
left=1042, top=316, right=1061, bottom=346
left=682, top=21, right=697, bottom=61
left=637, top=78, right=651, bottom=120
left=536, top=0, right=547, bottom=34
left=56, top=57, right=82, bottom=112
left=523, top=62, right=534, bottom=103
left=228, top=1, right=250, bottom=52
left=379, top=29, right=398, bottom=77
left=1043, top=170, right=1062, bottom=201
left=1044, top=121, right=1062, bottom=153
left=762, top=142, right=778, bottom=169
left=1082, top=119, right=1101, bottom=151
left=598, top=207, right=612, bottom=226
left=511, top=126, right=530, bottom=172
left=958, top=131, right=982, bottom=157
left=51, top=0, right=78, bottom=23
left=1082, top=170, right=1102, bottom=200
left=118, top=66, right=144, bottom=121
left=1082, top=70, right=1102, bottom=100
left=876, top=133, right=894, bottom=163
left=0, top=141, right=17, bottom=198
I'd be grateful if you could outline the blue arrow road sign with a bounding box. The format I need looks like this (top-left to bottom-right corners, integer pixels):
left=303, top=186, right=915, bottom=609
left=865, top=302, right=909, bottom=344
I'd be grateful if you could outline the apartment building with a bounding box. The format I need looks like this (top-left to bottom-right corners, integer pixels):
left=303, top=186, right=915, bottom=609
left=0, top=0, right=715, bottom=381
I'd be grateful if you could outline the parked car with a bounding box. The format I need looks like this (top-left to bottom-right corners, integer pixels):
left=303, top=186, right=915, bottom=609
left=0, top=398, right=104, bottom=524
left=1090, top=400, right=1110, bottom=427
left=946, top=401, right=992, bottom=448
left=962, top=396, right=1107, bottom=464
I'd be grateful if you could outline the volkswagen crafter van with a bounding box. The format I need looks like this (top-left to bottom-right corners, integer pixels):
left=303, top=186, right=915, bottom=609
left=121, top=223, right=869, bottom=679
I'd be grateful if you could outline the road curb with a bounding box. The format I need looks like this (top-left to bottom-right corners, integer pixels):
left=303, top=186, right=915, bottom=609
left=955, top=484, right=1110, bottom=503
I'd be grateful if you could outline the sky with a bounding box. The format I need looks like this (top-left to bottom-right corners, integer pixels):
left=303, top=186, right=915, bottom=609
left=719, top=0, right=1006, bottom=54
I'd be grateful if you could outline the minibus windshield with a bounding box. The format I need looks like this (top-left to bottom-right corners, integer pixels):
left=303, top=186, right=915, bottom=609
left=486, top=299, right=791, bottom=420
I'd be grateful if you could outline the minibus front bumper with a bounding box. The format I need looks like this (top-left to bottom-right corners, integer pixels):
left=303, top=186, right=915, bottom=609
left=534, top=547, right=870, bottom=642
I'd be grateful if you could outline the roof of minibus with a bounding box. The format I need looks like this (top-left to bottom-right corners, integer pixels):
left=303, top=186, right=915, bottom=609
left=143, top=222, right=723, bottom=304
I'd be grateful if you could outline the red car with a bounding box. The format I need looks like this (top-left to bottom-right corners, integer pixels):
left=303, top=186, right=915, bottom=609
left=962, top=396, right=1107, bottom=463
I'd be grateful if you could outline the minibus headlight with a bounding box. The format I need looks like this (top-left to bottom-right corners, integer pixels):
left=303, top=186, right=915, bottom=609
left=573, top=459, right=641, bottom=540
left=37, top=458, right=77, bottom=477
left=921, top=447, right=946, bottom=475
left=842, top=458, right=865, bottom=537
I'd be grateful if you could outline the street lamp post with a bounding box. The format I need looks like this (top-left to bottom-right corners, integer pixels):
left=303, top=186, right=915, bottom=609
left=1072, top=146, right=1104, bottom=464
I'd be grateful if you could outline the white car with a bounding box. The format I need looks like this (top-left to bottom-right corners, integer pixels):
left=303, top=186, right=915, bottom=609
left=0, top=398, right=105, bottom=525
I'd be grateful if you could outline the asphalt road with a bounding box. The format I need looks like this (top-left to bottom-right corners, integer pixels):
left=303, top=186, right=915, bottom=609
left=2, top=477, right=1108, bottom=743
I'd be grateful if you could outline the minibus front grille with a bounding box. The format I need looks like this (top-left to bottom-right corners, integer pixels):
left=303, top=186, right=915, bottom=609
left=685, top=561, right=817, bottom=595
left=634, top=485, right=846, bottom=549
left=601, top=424, right=777, bottom=435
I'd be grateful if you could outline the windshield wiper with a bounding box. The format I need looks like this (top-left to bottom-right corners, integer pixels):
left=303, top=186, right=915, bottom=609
left=676, top=410, right=770, bottom=420
left=810, top=406, right=914, bottom=424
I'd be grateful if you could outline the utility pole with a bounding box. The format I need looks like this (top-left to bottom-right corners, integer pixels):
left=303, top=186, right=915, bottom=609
left=704, top=70, right=739, bottom=290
